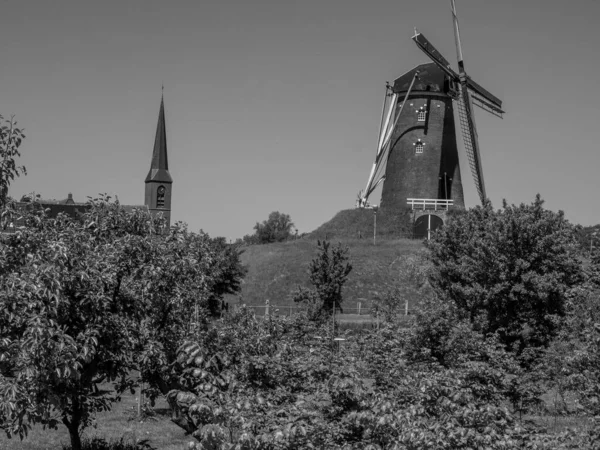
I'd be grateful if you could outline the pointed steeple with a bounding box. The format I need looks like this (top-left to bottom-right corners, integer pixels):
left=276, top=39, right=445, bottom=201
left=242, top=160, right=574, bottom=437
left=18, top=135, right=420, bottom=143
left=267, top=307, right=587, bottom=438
left=145, top=94, right=173, bottom=183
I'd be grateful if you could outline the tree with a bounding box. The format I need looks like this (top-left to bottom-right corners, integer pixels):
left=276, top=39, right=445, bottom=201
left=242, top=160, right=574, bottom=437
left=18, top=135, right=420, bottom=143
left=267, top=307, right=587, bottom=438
left=250, top=211, right=295, bottom=244
left=136, top=227, right=246, bottom=401
left=0, top=196, right=245, bottom=449
left=426, top=195, right=583, bottom=351
left=0, top=114, right=27, bottom=228
left=0, top=197, right=155, bottom=450
left=204, top=237, right=247, bottom=316
left=293, top=240, right=352, bottom=316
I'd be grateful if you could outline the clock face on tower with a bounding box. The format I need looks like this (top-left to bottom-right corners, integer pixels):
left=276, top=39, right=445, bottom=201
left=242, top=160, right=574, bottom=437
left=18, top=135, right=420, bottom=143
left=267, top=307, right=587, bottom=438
left=157, top=186, right=166, bottom=195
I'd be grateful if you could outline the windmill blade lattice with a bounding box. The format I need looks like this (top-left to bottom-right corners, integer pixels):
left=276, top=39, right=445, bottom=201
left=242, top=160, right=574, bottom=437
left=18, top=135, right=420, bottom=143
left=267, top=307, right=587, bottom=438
left=456, top=85, right=486, bottom=204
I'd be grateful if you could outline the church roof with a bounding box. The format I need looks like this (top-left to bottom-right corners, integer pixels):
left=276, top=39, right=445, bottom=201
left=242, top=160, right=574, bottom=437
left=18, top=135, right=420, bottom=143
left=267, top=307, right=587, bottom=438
left=6, top=200, right=150, bottom=230
left=145, top=96, right=173, bottom=184
left=392, top=62, right=449, bottom=95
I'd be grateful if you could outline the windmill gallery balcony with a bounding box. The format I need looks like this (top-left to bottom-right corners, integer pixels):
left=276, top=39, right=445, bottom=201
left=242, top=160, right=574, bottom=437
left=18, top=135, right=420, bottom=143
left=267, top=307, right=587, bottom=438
left=406, top=198, right=454, bottom=211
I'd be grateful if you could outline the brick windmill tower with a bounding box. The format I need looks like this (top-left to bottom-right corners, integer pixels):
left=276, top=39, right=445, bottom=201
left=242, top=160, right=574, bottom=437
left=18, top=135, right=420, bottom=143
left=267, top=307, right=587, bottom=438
left=358, top=0, right=504, bottom=238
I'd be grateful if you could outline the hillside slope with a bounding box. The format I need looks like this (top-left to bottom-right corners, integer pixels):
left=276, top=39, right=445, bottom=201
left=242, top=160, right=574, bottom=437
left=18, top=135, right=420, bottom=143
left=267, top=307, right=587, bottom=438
left=229, top=237, right=426, bottom=314
left=309, top=208, right=413, bottom=241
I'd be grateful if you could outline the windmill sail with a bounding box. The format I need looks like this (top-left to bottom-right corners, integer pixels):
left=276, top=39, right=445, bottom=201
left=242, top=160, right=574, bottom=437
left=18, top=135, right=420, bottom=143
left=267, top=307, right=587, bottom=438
left=359, top=72, right=419, bottom=206
left=457, top=84, right=486, bottom=203
left=408, top=0, right=502, bottom=205
left=451, top=0, right=486, bottom=204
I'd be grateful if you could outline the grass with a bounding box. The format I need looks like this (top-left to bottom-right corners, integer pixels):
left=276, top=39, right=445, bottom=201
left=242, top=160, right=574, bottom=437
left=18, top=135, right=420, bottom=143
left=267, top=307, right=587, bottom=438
left=308, top=208, right=414, bottom=241
left=0, top=385, right=192, bottom=450
left=230, top=235, right=426, bottom=312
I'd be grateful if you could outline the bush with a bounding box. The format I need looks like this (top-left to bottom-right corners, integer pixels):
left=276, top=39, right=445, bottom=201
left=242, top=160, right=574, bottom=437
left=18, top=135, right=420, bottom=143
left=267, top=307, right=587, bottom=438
left=163, top=301, right=577, bottom=449
left=247, top=211, right=295, bottom=244
left=427, top=195, right=583, bottom=352
left=291, top=240, right=352, bottom=316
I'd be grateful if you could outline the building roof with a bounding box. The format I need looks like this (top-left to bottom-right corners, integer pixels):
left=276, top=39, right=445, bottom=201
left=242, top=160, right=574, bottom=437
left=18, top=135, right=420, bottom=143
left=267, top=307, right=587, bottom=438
left=145, top=96, right=173, bottom=184
left=392, top=62, right=449, bottom=95
left=2, top=199, right=151, bottom=233
left=22, top=192, right=79, bottom=205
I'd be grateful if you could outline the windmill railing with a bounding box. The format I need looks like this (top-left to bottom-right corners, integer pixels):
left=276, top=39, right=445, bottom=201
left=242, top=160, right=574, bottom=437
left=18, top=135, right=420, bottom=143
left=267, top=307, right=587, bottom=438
left=406, top=198, right=454, bottom=211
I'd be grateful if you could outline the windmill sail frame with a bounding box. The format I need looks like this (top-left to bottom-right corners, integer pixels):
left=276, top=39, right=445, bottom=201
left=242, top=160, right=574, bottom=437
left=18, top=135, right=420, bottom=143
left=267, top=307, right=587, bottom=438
left=457, top=84, right=486, bottom=203
left=359, top=71, right=420, bottom=207
left=407, top=0, right=503, bottom=205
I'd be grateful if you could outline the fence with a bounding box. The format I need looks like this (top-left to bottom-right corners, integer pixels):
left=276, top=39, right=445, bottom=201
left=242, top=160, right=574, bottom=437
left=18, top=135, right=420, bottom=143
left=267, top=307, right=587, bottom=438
left=235, top=302, right=416, bottom=318
left=406, top=198, right=454, bottom=211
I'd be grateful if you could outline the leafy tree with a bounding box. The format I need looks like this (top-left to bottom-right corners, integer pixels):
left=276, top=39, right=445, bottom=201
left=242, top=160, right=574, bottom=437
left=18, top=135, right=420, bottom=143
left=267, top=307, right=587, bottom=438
left=250, top=211, right=294, bottom=244
left=293, top=240, right=352, bottom=316
left=0, top=114, right=27, bottom=228
left=0, top=196, right=245, bottom=450
left=205, top=237, right=247, bottom=316
left=0, top=198, right=155, bottom=450
left=427, top=195, right=583, bottom=351
left=575, top=224, right=600, bottom=255
left=136, top=227, right=245, bottom=401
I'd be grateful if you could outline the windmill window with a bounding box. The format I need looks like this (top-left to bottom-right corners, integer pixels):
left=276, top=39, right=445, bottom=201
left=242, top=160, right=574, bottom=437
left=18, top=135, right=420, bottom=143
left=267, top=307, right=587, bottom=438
left=417, top=109, right=427, bottom=122
left=413, top=139, right=425, bottom=154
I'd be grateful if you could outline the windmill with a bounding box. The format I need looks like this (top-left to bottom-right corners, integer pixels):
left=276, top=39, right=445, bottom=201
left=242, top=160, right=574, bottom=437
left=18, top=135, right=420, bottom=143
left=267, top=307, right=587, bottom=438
left=358, top=0, right=503, bottom=217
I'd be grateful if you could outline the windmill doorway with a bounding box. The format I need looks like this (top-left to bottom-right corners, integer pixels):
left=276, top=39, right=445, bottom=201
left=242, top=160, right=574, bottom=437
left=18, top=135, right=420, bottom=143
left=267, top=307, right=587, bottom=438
left=413, top=214, right=443, bottom=240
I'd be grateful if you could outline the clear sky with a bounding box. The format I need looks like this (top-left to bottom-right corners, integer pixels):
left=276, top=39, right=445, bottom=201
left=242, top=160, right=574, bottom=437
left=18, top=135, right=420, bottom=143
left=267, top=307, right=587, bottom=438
left=3, top=0, right=600, bottom=240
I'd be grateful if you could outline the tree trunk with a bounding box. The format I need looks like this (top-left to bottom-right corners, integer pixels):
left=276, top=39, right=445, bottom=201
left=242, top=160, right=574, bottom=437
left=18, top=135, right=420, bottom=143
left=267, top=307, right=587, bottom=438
left=63, top=418, right=82, bottom=450
left=63, top=394, right=83, bottom=450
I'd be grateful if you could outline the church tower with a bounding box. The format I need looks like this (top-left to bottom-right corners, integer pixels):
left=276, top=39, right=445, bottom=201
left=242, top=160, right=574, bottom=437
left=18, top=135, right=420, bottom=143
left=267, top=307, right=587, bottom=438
left=145, top=95, right=173, bottom=228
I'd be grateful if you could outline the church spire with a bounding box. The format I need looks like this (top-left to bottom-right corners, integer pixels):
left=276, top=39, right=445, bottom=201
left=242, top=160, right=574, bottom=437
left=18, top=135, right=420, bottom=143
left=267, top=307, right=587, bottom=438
left=145, top=94, right=172, bottom=183
left=145, top=92, right=173, bottom=230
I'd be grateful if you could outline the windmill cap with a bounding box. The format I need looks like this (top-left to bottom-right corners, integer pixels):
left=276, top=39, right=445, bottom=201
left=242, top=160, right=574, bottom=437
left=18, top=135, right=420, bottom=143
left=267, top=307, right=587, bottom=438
left=392, top=62, right=449, bottom=95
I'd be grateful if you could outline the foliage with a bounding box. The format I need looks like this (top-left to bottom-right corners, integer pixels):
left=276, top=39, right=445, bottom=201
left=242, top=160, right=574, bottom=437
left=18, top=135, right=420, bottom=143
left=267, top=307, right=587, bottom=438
left=133, top=226, right=245, bottom=402
left=372, top=286, right=407, bottom=323
left=292, top=240, right=352, bottom=316
left=575, top=224, right=600, bottom=255
left=204, top=238, right=247, bottom=316
left=372, top=250, right=434, bottom=323
left=247, top=211, right=295, bottom=244
left=0, top=197, right=156, bottom=450
left=0, top=114, right=27, bottom=228
left=536, top=278, right=600, bottom=418
left=427, top=195, right=583, bottom=351
left=0, top=197, right=246, bottom=450
left=162, top=299, right=600, bottom=449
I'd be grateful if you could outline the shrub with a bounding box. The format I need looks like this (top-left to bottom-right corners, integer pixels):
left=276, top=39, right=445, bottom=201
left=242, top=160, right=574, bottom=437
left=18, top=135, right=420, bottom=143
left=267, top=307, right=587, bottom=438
left=292, top=240, right=352, bottom=316
left=427, top=195, right=583, bottom=351
left=248, top=211, right=295, bottom=244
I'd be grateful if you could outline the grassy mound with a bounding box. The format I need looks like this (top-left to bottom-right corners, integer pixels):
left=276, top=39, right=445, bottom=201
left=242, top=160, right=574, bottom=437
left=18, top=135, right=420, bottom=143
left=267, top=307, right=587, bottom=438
left=229, top=237, right=425, bottom=314
left=228, top=208, right=427, bottom=316
left=309, top=208, right=413, bottom=241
